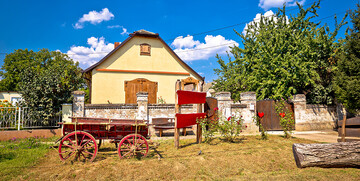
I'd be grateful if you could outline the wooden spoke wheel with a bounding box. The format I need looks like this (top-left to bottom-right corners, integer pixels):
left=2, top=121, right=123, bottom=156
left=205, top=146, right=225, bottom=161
left=58, top=131, right=98, bottom=162
left=118, top=134, right=149, bottom=159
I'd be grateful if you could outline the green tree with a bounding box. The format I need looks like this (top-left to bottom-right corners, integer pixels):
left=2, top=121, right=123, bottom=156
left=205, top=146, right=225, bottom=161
left=1, top=49, right=83, bottom=121
left=334, top=4, right=360, bottom=114
left=214, top=1, right=346, bottom=103
left=0, top=49, right=38, bottom=91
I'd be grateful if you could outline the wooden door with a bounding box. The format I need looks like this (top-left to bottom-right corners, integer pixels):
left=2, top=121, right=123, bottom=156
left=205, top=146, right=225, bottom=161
left=256, top=100, right=294, bottom=131
left=125, top=78, right=158, bottom=104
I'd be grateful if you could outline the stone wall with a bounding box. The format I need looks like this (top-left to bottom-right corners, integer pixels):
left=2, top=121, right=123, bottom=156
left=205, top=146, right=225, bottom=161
left=66, top=91, right=341, bottom=133
left=84, top=104, right=138, bottom=119
left=215, top=92, right=259, bottom=133
left=293, top=94, right=338, bottom=131
left=148, top=104, right=195, bottom=122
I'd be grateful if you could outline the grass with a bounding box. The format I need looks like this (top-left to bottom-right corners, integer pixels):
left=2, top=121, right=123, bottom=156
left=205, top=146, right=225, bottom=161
left=0, top=136, right=58, bottom=181
left=10, top=135, right=360, bottom=180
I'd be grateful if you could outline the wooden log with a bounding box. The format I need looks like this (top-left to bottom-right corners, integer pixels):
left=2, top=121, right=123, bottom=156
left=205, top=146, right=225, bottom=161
left=292, top=141, right=360, bottom=168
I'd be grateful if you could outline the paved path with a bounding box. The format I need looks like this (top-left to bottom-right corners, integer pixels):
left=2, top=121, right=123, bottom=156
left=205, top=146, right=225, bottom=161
left=267, top=130, right=339, bottom=143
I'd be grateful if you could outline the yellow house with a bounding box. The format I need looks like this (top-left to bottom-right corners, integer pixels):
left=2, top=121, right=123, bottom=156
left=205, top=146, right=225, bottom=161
left=83, top=30, right=204, bottom=104
left=0, top=91, right=22, bottom=105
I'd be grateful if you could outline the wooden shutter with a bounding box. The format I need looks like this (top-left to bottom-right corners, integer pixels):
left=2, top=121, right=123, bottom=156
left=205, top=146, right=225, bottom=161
left=140, top=43, right=151, bottom=56
left=125, top=78, right=158, bottom=104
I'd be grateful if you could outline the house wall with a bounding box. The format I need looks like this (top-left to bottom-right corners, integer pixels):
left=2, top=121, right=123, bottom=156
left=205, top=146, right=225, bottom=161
left=0, top=92, right=21, bottom=105
left=91, top=36, right=201, bottom=104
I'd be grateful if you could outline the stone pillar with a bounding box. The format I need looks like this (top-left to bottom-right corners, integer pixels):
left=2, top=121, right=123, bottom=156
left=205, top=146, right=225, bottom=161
left=62, top=103, right=72, bottom=123
left=292, top=94, right=307, bottom=130
left=136, top=92, right=148, bottom=121
left=240, top=92, right=258, bottom=133
left=215, top=92, right=232, bottom=118
left=72, top=91, right=85, bottom=118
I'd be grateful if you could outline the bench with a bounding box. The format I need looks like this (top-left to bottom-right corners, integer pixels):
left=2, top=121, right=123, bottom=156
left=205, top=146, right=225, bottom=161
left=152, top=118, right=190, bottom=137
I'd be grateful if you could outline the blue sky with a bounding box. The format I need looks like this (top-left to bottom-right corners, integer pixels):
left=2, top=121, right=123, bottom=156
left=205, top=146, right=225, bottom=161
left=0, top=0, right=357, bottom=82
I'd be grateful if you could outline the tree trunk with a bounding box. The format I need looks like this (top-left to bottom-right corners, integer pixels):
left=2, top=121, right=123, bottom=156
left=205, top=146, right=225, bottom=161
left=292, top=141, right=360, bottom=168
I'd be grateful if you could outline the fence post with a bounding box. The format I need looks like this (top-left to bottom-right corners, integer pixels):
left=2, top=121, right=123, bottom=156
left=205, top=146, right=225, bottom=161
left=17, top=107, right=21, bottom=130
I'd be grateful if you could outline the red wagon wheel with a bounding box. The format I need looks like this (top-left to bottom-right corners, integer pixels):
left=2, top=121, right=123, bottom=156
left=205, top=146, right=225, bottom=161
left=118, top=134, right=149, bottom=159
left=58, top=131, right=98, bottom=162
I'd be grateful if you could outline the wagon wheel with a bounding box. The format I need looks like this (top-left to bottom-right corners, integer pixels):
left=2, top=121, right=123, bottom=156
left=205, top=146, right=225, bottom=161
left=58, top=131, right=98, bottom=162
left=118, top=134, right=149, bottom=159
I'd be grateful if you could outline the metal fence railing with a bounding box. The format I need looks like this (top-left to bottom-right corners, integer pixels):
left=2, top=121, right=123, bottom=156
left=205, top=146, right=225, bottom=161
left=0, top=107, right=18, bottom=129
left=0, top=107, right=61, bottom=130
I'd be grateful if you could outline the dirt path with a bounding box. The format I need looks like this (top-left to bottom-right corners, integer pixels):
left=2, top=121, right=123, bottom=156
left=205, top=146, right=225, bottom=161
left=291, top=131, right=339, bottom=143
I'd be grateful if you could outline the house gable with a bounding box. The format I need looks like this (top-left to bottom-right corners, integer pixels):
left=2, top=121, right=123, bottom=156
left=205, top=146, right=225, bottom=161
left=93, top=36, right=197, bottom=77
left=86, top=30, right=204, bottom=104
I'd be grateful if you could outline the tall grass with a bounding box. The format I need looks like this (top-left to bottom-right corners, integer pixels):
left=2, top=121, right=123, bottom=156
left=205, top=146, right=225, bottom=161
left=0, top=137, right=52, bottom=180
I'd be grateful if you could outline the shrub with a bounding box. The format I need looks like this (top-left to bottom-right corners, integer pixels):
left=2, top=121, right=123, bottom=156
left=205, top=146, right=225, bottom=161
left=217, top=113, right=244, bottom=142
left=254, top=112, right=268, bottom=140
left=275, top=99, right=295, bottom=138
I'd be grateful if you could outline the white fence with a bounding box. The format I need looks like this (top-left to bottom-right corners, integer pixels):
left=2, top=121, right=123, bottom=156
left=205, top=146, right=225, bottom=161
left=0, top=107, right=61, bottom=130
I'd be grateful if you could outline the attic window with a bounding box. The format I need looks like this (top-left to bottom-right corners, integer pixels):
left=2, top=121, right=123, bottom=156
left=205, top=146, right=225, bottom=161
left=140, top=43, right=151, bottom=56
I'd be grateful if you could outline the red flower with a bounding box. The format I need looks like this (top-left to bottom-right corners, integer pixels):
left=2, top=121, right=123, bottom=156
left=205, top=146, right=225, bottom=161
left=227, top=116, right=232, bottom=121
left=258, top=112, right=264, bottom=118
left=237, top=120, right=240, bottom=125
left=214, top=107, right=219, bottom=111
left=279, top=113, right=285, bottom=118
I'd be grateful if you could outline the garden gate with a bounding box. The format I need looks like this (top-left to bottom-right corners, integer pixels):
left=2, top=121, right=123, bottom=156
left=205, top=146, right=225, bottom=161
left=256, top=100, right=294, bottom=131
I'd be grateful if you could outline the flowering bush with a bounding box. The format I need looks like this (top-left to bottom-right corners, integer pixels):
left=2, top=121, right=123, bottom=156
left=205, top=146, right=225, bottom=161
left=217, top=114, right=245, bottom=142
left=198, top=107, right=245, bottom=143
left=197, top=107, right=219, bottom=143
left=0, top=100, right=17, bottom=128
left=275, top=99, right=295, bottom=138
left=254, top=112, right=268, bottom=140
left=157, top=96, right=166, bottom=104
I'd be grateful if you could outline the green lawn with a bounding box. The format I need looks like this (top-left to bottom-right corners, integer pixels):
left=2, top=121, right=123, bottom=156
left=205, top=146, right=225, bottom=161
left=8, top=135, right=360, bottom=181
left=0, top=137, right=57, bottom=181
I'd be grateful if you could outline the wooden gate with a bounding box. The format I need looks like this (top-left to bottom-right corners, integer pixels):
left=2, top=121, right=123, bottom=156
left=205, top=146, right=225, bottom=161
left=124, top=78, right=158, bottom=104
left=256, top=100, right=294, bottom=131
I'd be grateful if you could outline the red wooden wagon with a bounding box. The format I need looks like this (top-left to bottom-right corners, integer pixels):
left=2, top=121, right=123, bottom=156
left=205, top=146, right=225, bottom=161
left=58, top=117, right=149, bottom=162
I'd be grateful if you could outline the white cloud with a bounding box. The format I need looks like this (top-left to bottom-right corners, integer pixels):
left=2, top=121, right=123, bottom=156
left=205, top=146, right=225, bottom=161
left=107, top=25, right=129, bottom=35
left=243, top=10, right=275, bottom=35
left=259, top=0, right=305, bottom=10
left=107, top=25, right=121, bottom=29
left=120, top=27, right=128, bottom=35
left=172, top=35, right=238, bottom=61
left=74, top=8, right=114, bottom=29
left=67, top=37, right=115, bottom=69
left=243, top=10, right=289, bottom=35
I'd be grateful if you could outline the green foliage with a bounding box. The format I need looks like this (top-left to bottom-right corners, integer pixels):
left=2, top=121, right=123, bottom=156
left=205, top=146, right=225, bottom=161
left=213, top=1, right=347, bottom=104
left=254, top=116, right=268, bottom=140
left=79, top=87, right=90, bottom=104
left=0, top=100, right=17, bottom=128
left=334, top=4, right=360, bottom=114
left=217, top=114, right=244, bottom=142
left=157, top=96, right=166, bottom=104
left=0, top=49, right=38, bottom=91
left=275, top=100, right=295, bottom=138
left=0, top=137, right=49, bottom=180
left=198, top=108, right=245, bottom=143
left=197, top=117, right=217, bottom=143
left=13, top=49, right=84, bottom=121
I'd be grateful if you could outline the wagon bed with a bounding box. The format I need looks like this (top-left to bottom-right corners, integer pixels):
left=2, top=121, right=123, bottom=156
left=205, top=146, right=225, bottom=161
left=58, top=117, right=150, bottom=162
left=61, top=117, right=148, bottom=140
